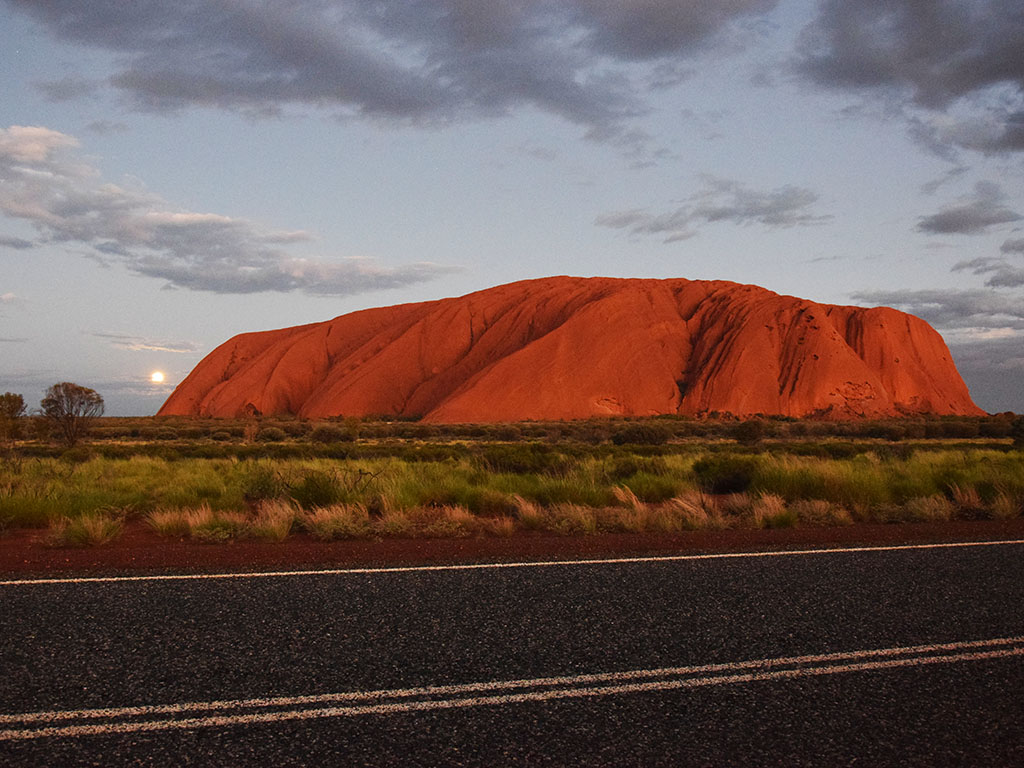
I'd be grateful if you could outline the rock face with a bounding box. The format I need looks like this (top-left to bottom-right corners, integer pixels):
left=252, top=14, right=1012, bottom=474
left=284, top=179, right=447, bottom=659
left=159, top=276, right=983, bottom=421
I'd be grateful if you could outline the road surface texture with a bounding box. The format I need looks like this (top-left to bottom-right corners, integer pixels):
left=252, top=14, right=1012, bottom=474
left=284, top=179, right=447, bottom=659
left=2, top=540, right=1023, bottom=765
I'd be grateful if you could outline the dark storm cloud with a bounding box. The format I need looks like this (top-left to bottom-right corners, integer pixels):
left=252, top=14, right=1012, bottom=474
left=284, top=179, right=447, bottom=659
left=796, top=0, right=1024, bottom=109
left=851, top=287, right=1024, bottom=330
left=796, top=0, right=1024, bottom=155
left=917, top=182, right=1022, bottom=235
left=7, top=0, right=778, bottom=138
left=0, top=125, right=455, bottom=296
left=945, top=336, right=1024, bottom=411
left=596, top=177, right=828, bottom=242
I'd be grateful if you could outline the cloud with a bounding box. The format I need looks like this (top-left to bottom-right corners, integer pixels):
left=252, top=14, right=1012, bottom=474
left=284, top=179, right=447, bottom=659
left=796, top=0, right=1024, bottom=109
left=34, top=75, right=100, bottom=102
left=851, top=287, right=1024, bottom=330
left=1002, top=238, right=1024, bottom=254
left=952, top=257, right=1024, bottom=289
left=795, top=0, right=1024, bottom=156
left=92, top=333, right=200, bottom=353
left=917, top=182, right=1022, bottom=235
left=85, top=120, right=128, bottom=135
left=944, top=335, right=1024, bottom=411
left=0, top=125, right=455, bottom=295
left=910, top=110, right=1024, bottom=157
left=7, top=0, right=778, bottom=145
left=0, top=235, right=35, bottom=249
left=596, top=176, right=829, bottom=242
left=0, top=337, right=29, bottom=343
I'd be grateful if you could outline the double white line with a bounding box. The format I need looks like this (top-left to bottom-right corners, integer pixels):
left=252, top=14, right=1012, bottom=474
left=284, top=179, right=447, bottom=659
left=3, top=635, right=1023, bottom=741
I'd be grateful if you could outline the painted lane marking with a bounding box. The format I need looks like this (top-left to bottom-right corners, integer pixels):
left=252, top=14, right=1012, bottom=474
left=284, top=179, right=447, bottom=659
left=3, top=636, right=1022, bottom=740
left=2, top=538, right=1024, bottom=587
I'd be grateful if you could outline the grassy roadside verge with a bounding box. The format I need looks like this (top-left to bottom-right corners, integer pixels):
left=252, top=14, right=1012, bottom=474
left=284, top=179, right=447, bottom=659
left=2, top=446, right=1021, bottom=546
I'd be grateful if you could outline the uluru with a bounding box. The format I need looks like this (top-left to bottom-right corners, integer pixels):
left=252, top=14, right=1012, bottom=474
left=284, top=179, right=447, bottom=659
left=158, top=276, right=983, bottom=422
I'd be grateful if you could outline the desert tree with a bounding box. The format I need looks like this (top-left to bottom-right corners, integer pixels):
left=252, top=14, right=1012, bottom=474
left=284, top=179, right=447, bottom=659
left=0, top=392, right=26, bottom=443
left=1012, top=415, right=1024, bottom=449
left=40, top=382, right=104, bottom=447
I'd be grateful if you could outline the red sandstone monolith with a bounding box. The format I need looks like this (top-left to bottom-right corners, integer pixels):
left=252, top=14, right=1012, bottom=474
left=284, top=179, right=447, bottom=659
left=158, top=276, right=983, bottom=421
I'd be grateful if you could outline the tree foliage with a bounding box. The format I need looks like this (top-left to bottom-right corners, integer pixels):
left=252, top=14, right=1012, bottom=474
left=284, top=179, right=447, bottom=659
left=0, top=392, right=26, bottom=442
left=1011, top=415, right=1024, bottom=449
left=40, top=382, right=105, bottom=447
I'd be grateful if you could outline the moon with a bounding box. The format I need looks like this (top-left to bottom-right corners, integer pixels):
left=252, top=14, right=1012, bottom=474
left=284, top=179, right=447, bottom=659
left=151, top=371, right=165, bottom=384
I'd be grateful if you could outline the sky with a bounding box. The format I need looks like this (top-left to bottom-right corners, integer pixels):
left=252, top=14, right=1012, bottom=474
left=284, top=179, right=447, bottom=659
left=1, top=0, right=1022, bottom=416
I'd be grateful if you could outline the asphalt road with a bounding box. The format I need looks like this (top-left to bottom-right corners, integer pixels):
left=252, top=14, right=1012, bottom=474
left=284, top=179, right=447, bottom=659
left=2, top=540, right=1024, bottom=766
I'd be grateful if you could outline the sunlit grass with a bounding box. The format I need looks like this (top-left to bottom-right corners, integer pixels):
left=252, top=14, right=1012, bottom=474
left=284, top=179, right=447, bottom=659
left=46, top=511, right=123, bottom=547
left=0, top=448, right=1021, bottom=540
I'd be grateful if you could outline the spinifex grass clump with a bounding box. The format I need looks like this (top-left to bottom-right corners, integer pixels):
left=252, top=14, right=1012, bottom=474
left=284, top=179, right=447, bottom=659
left=46, top=511, right=123, bottom=547
left=186, top=506, right=250, bottom=543
left=146, top=507, right=192, bottom=537
left=251, top=500, right=299, bottom=540
left=302, top=504, right=372, bottom=540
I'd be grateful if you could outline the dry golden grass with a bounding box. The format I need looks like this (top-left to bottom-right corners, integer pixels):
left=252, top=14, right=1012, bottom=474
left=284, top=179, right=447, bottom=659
left=788, top=498, right=853, bottom=527
left=146, top=507, right=191, bottom=537
left=949, top=484, right=985, bottom=518
left=612, top=485, right=645, bottom=512
left=47, top=512, right=123, bottom=547
left=374, top=508, right=414, bottom=537
left=251, top=499, right=298, bottom=541
left=481, top=515, right=518, bottom=537
left=904, top=495, right=954, bottom=522
left=666, top=489, right=724, bottom=530
left=751, top=493, right=798, bottom=528
left=512, top=495, right=547, bottom=531
left=414, top=504, right=479, bottom=538
left=302, top=503, right=372, bottom=540
left=548, top=503, right=598, bottom=534
left=991, top=491, right=1022, bottom=520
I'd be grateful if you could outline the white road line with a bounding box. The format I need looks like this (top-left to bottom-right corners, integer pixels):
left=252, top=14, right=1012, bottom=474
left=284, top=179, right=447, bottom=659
left=2, top=538, right=1023, bottom=587
left=3, top=636, right=1022, bottom=740
left=4, top=635, right=1021, bottom=726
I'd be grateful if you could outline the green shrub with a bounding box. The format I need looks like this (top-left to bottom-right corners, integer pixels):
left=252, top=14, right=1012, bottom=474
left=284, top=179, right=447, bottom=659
left=309, top=425, right=351, bottom=443
left=240, top=462, right=284, bottom=502
left=60, top=447, right=94, bottom=464
left=288, top=469, right=344, bottom=508
left=491, top=425, right=523, bottom=441
left=732, top=420, right=766, bottom=445
left=692, top=454, right=760, bottom=494
left=256, top=427, right=288, bottom=442
left=1012, top=417, right=1024, bottom=449
left=621, top=472, right=682, bottom=503
left=611, top=423, right=671, bottom=446
left=475, top=444, right=571, bottom=475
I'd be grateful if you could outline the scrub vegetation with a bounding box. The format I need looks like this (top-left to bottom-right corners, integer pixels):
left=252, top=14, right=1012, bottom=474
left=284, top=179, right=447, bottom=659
left=0, top=412, right=1021, bottom=545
